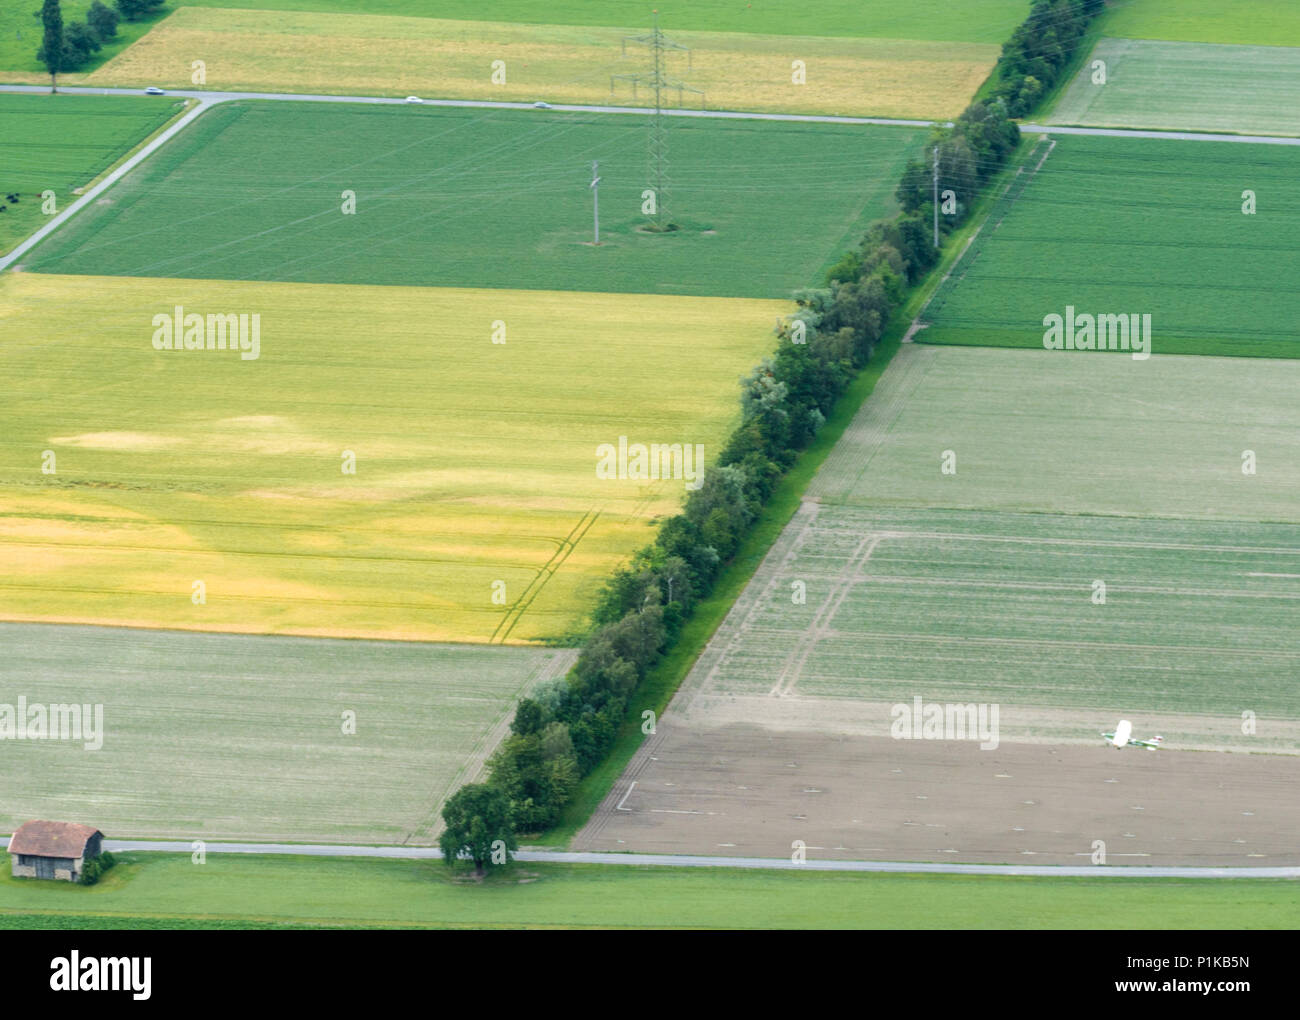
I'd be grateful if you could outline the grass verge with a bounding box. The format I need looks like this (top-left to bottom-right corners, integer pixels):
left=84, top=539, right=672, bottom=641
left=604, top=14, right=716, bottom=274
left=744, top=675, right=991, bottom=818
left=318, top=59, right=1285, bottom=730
left=2, top=851, right=1293, bottom=929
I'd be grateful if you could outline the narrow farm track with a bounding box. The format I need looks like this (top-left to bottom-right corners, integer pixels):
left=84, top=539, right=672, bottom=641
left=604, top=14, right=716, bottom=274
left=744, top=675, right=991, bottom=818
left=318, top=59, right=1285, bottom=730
left=3, top=84, right=1297, bottom=143
left=2, top=837, right=1294, bottom=877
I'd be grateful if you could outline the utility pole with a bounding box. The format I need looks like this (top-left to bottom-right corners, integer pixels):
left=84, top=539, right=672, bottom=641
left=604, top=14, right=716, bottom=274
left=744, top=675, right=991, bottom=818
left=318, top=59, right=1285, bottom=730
left=611, top=11, right=703, bottom=229
left=932, top=145, right=940, bottom=249
left=590, top=160, right=601, bottom=245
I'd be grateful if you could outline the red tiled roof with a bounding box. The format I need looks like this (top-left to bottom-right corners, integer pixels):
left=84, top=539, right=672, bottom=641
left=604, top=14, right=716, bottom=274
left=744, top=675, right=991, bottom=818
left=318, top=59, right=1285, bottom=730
left=8, top=820, right=101, bottom=858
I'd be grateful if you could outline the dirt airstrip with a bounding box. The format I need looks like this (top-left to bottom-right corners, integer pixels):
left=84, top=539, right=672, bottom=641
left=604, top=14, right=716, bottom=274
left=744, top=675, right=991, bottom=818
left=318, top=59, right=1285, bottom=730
left=575, top=726, right=1300, bottom=866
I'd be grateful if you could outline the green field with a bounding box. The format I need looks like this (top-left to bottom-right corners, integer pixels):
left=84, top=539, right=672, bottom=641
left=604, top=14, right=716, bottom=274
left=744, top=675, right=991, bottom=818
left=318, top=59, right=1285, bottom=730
left=0, top=92, right=181, bottom=253
left=0, top=851, right=1292, bottom=928
left=23, top=101, right=924, bottom=298
left=1103, top=0, right=1300, bottom=47
left=923, top=134, right=1300, bottom=358
left=91, top=1, right=1031, bottom=43
left=1049, top=38, right=1300, bottom=135
left=0, top=622, right=573, bottom=842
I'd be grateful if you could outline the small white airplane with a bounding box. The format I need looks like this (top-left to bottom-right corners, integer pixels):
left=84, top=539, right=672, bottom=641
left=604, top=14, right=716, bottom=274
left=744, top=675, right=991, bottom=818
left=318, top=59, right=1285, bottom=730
left=1102, top=719, right=1164, bottom=750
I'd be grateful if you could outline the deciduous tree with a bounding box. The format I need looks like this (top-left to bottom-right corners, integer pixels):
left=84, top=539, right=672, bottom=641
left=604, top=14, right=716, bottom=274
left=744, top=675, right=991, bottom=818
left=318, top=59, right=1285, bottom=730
left=439, top=783, right=516, bottom=876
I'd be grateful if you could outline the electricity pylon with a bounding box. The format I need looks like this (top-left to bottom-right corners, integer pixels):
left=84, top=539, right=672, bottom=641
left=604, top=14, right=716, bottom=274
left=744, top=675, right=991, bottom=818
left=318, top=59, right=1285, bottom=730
left=610, top=11, right=704, bottom=229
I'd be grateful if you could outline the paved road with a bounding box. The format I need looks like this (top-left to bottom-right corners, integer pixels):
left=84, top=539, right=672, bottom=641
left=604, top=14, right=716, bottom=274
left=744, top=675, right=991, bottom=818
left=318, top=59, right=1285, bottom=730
left=7, top=84, right=1296, bottom=145
left=0, top=84, right=945, bottom=128
left=3, top=837, right=1293, bottom=877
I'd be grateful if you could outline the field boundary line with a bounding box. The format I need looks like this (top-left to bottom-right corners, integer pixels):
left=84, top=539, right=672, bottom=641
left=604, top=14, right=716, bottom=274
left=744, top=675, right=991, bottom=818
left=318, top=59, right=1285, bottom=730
left=834, top=527, right=1300, bottom=557
left=845, top=575, right=1300, bottom=601
left=793, top=628, right=1300, bottom=661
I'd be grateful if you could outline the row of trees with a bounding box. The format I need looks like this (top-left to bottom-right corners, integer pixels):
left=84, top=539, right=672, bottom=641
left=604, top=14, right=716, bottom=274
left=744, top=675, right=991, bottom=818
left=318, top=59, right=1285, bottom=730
left=987, top=0, right=1104, bottom=117
left=38, top=0, right=163, bottom=81
left=440, top=105, right=1015, bottom=868
left=442, top=97, right=1026, bottom=873
left=440, top=0, right=1096, bottom=875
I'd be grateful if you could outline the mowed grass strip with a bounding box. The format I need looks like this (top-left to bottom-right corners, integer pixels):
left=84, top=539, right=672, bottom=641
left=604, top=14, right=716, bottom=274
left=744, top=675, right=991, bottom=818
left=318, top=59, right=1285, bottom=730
left=1101, top=0, right=1300, bottom=47
left=0, top=273, right=781, bottom=643
left=1049, top=38, right=1300, bottom=135
left=24, top=100, right=926, bottom=298
left=0, top=93, right=182, bottom=254
left=81, top=8, right=998, bottom=120
left=3, top=853, right=1293, bottom=930
left=810, top=345, right=1300, bottom=523
left=923, top=134, right=1300, bottom=358
left=0, top=623, right=574, bottom=843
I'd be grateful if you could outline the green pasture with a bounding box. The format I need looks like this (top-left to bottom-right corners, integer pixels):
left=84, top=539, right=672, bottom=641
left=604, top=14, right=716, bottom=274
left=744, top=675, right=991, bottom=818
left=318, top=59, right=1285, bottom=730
left=0, top=0, right=166, bottom=73
left=0, top=851, right=1292, bottom=928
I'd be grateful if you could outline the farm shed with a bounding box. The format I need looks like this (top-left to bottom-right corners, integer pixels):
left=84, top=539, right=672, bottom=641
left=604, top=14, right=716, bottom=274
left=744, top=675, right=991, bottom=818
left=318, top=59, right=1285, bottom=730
left=8, top=820, right=103, bottom=882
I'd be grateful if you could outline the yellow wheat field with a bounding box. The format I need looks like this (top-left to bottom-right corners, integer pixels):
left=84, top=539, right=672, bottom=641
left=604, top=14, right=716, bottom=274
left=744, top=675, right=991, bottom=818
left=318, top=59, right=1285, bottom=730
left=0, top=273, right=783, bottom=643
left=85, top=7, right=997, bottom=119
